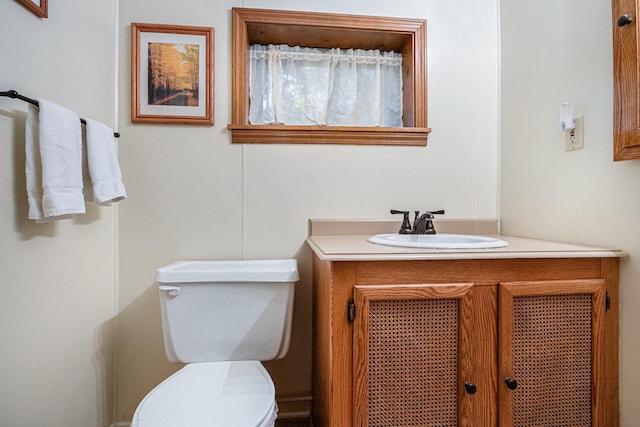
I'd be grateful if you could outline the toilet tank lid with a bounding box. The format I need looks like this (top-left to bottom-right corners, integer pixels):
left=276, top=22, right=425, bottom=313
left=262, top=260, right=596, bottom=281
left=155, top=259, right=299, bottom=283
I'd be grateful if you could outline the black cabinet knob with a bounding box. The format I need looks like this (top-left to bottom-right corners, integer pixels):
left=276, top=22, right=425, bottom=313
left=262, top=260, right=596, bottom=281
left=464, top=382, right=477, bottom=395
left=617, top=14, right=633, bottom=27
left=505, top=377, right=518, bottom=390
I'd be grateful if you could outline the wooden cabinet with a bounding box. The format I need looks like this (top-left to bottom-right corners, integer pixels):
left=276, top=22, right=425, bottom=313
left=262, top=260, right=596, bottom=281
left=312, top=257, right=619, bottom=427
left=613, top=0, right=640, bottom=160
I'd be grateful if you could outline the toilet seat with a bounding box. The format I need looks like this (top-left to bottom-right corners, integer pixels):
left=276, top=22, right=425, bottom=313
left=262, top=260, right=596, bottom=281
left=132, top=361, right=277, bottom=427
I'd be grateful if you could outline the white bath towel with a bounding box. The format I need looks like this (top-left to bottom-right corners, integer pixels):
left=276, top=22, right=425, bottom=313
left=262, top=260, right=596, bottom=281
left=37, top=99, right=85, bottom=219
left=25, top=100, right=85, bottom=221
left=82, top=118, right=126, bottom=205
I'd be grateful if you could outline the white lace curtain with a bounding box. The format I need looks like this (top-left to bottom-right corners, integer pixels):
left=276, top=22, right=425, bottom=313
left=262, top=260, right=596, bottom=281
left=249, top=44, right=403, bottom=127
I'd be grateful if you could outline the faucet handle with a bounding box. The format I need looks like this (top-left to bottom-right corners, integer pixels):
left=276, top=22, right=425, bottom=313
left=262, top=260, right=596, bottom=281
left=418, top=210, right=445, bottom=234
left=390, top=210, right=413, bottom=234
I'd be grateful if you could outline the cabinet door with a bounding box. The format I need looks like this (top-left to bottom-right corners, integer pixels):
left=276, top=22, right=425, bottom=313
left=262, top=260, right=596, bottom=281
left=353, top=283, right=475, bottom=427
left=613, top=0, right=640, bottom=160
left=498, top=279, right=606, bottom=427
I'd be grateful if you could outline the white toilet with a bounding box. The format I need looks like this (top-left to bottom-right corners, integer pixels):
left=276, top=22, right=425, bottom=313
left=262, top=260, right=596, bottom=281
left=131, top=259, right=299, bottom=427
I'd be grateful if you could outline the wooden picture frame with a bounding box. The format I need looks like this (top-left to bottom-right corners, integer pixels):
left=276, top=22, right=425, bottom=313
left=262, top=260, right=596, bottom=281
left=131, top=23, right=214, bottom=125
left=16, top=0, right=47, bottom=18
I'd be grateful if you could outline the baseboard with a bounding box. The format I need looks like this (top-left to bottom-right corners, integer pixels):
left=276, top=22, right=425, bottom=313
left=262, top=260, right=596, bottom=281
left=276, top=394, right=312, bottom=419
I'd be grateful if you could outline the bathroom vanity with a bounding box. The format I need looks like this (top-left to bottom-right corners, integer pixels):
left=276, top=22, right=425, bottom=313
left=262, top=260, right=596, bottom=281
left=306, top=219, right=622, bottom=427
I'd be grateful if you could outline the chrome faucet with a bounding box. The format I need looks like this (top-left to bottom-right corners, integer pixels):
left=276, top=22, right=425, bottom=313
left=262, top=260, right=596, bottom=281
left=391, top=209, right=445, bottom=234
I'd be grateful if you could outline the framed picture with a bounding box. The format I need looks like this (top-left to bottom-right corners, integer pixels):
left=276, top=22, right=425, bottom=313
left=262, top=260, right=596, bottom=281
left=131, top=23, right=214, bottom=125
left=16, top=0, right=47, bottom=18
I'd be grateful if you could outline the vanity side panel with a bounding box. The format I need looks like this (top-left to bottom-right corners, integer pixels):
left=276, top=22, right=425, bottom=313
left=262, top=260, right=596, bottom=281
left=312, top=255, right=332, bottom=426
left=330, top=262, right=357, bottom=426
left=602, top=257, right=620, bottom=427
left=312, top=257, right=357, bottom=427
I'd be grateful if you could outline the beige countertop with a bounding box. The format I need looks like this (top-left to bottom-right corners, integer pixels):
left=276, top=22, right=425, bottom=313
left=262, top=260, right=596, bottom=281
left=306, top=219, right=624, bottom=261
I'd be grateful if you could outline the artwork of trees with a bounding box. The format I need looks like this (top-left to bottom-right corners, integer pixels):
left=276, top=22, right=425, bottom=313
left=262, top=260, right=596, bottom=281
left=148, top=43, right=200, bottom=106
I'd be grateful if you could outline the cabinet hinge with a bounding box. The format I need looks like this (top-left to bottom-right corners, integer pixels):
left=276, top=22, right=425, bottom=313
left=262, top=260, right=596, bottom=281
left=606, top=291, right=611, bottom=311
left=347, top=298, right=356, bottom=323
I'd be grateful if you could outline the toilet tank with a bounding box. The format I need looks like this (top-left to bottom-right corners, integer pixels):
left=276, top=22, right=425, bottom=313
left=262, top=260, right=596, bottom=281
left=155, top=260, right=299, bottom=364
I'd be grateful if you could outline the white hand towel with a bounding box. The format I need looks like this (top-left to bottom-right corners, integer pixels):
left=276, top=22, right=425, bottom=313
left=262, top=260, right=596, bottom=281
left=37, top=99, right=85, bottom=219
left=25, top=104, right=45, bottom=221
left=82, top=118, right=126, bottom=205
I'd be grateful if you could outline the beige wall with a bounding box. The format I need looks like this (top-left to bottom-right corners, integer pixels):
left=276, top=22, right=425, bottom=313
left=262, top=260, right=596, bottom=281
left=116, top=0, right=499, bottom=422
left=0, top=1, right=117, bottom=427
left=4, top=0, right=637, bottom=425
left=500, top=0, right=640, bottom=425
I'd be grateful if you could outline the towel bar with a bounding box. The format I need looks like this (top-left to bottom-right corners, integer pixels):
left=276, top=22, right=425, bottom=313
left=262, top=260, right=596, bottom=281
left=1, top=89, right=120, bottom=138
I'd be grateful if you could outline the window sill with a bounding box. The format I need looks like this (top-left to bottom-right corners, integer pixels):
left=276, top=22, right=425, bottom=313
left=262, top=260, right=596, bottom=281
left=227, top=124, right=431, bottom=146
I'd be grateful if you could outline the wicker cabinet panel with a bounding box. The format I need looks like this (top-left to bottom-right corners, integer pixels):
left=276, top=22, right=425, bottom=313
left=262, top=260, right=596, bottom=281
left=353, top=283, right=473, bottom=427
left=498, top=280, right=606, bottom=427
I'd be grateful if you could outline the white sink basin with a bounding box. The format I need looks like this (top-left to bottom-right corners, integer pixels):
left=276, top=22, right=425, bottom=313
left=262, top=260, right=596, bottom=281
left=367, top=233, right=509, bottom=249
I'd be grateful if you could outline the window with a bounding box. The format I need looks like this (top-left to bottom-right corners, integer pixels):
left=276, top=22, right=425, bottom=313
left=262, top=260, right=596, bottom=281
left=228, top=8, right=430, bottom=146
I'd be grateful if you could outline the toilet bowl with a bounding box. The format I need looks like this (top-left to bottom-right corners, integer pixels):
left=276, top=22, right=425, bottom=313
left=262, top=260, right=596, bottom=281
left=131, top=259, right=299, bottom=427
left=133, top=362, right=277, bottom=427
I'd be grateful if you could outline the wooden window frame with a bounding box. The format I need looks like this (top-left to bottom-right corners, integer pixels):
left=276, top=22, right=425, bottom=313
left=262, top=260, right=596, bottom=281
left=228, top=8, right=430, bottom=146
